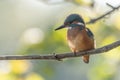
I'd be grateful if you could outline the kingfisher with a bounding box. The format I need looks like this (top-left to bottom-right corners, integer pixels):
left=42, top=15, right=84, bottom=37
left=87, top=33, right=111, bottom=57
left=55, top=14, right=95, bottom=63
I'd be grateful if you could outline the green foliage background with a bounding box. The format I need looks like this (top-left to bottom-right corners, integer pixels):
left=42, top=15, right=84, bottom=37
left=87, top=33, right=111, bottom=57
left=0, top=0, right=120, bottom=80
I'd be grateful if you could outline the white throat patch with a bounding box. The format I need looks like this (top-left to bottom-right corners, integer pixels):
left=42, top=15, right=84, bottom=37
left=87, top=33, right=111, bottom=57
left=77, top=22, right=84, bottom=26
left=68, top=22, right=84, bottom=30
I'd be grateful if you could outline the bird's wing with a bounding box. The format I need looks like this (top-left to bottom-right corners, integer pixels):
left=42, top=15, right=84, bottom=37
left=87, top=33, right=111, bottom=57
left=86, top=28, right=94, bottom=40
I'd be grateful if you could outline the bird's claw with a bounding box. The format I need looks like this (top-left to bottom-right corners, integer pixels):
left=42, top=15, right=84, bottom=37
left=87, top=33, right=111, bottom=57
left=53, top=53, right=62, bottom=61
left=73, top=52, right=77, bottom=56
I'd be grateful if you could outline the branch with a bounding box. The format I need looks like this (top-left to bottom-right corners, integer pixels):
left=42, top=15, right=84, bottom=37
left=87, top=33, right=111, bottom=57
left=0, top=40, right=120, bottom=60
left=86, top=3, right=120, bottom=24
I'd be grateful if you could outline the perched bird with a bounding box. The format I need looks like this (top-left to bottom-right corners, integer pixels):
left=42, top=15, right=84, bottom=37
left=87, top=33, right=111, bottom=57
left=55, top=14, right=95, bottom=63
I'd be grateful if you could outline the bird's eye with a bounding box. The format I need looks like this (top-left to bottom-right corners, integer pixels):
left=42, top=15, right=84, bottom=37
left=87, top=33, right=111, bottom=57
left=68, top=23, right=71, bottom=25
left=64, top=22, right=70, bottom=25
left=69, top=21, right=73, bottom=24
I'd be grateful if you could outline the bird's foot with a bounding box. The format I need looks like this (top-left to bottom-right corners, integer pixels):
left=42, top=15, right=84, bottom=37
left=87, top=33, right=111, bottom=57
left=73, top=52, right=77, bottom=56
left=53, top=53, right=62, bottom=61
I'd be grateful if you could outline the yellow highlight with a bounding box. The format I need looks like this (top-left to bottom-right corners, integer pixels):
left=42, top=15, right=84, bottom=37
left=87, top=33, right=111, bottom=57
left=74, top=0, right=82, bottom=4
left=0, top=74, right=17, bottom=80
left=104, top=47, right=120, bottom=64
left=101, top=36, right=116, bottom=46
left=10, top=60, right=29, bottom=74
left=25, top=73, right=44, bottom=80
left=114, top=13, right=120, bottom=30
left=74, top=0, right=91, bottom=5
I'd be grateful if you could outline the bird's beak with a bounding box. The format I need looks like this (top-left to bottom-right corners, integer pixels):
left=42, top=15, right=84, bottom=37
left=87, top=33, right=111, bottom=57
left=55, top=25, right=66, bottom=31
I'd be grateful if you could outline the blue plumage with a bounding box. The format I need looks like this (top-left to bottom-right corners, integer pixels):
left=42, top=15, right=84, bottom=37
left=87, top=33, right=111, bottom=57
left=86, top=28, right=94, bottom=39
left=64, top=14, right=85, bottom=24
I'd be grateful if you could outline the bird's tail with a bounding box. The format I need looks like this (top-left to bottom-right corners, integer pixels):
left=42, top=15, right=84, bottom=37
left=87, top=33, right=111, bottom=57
left=83, top=55, right=89, bottom=63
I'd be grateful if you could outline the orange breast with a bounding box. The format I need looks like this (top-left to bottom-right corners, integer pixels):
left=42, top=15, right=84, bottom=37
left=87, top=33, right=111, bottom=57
left=67, top=27, right=94, bottom=52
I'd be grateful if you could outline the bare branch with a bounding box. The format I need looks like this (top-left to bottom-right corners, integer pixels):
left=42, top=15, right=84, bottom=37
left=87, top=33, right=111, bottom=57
left=0, top=3, right=119, bottom=61
left=106, top=3, right=115, bottom=9
left=0, top=40, right=120, bottom=60
left=86, top=3, right=120, bottom=24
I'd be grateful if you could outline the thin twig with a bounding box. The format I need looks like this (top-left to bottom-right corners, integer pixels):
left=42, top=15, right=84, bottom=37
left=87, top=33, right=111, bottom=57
left=0, top=40, right=120, bottom=60
left=86, top=3, right=120, bottom=24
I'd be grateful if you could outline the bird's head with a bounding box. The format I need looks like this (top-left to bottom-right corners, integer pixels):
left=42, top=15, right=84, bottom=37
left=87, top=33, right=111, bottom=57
left=55, top=14, right=85, bottom=30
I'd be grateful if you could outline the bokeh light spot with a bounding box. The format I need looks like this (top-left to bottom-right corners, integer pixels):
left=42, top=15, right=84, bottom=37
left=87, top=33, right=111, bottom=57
left=22, top=28, right=44, bottom=44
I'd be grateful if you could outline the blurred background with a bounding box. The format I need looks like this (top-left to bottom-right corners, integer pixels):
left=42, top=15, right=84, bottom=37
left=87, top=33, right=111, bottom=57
left=0, top=0, right=120, bottom=80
